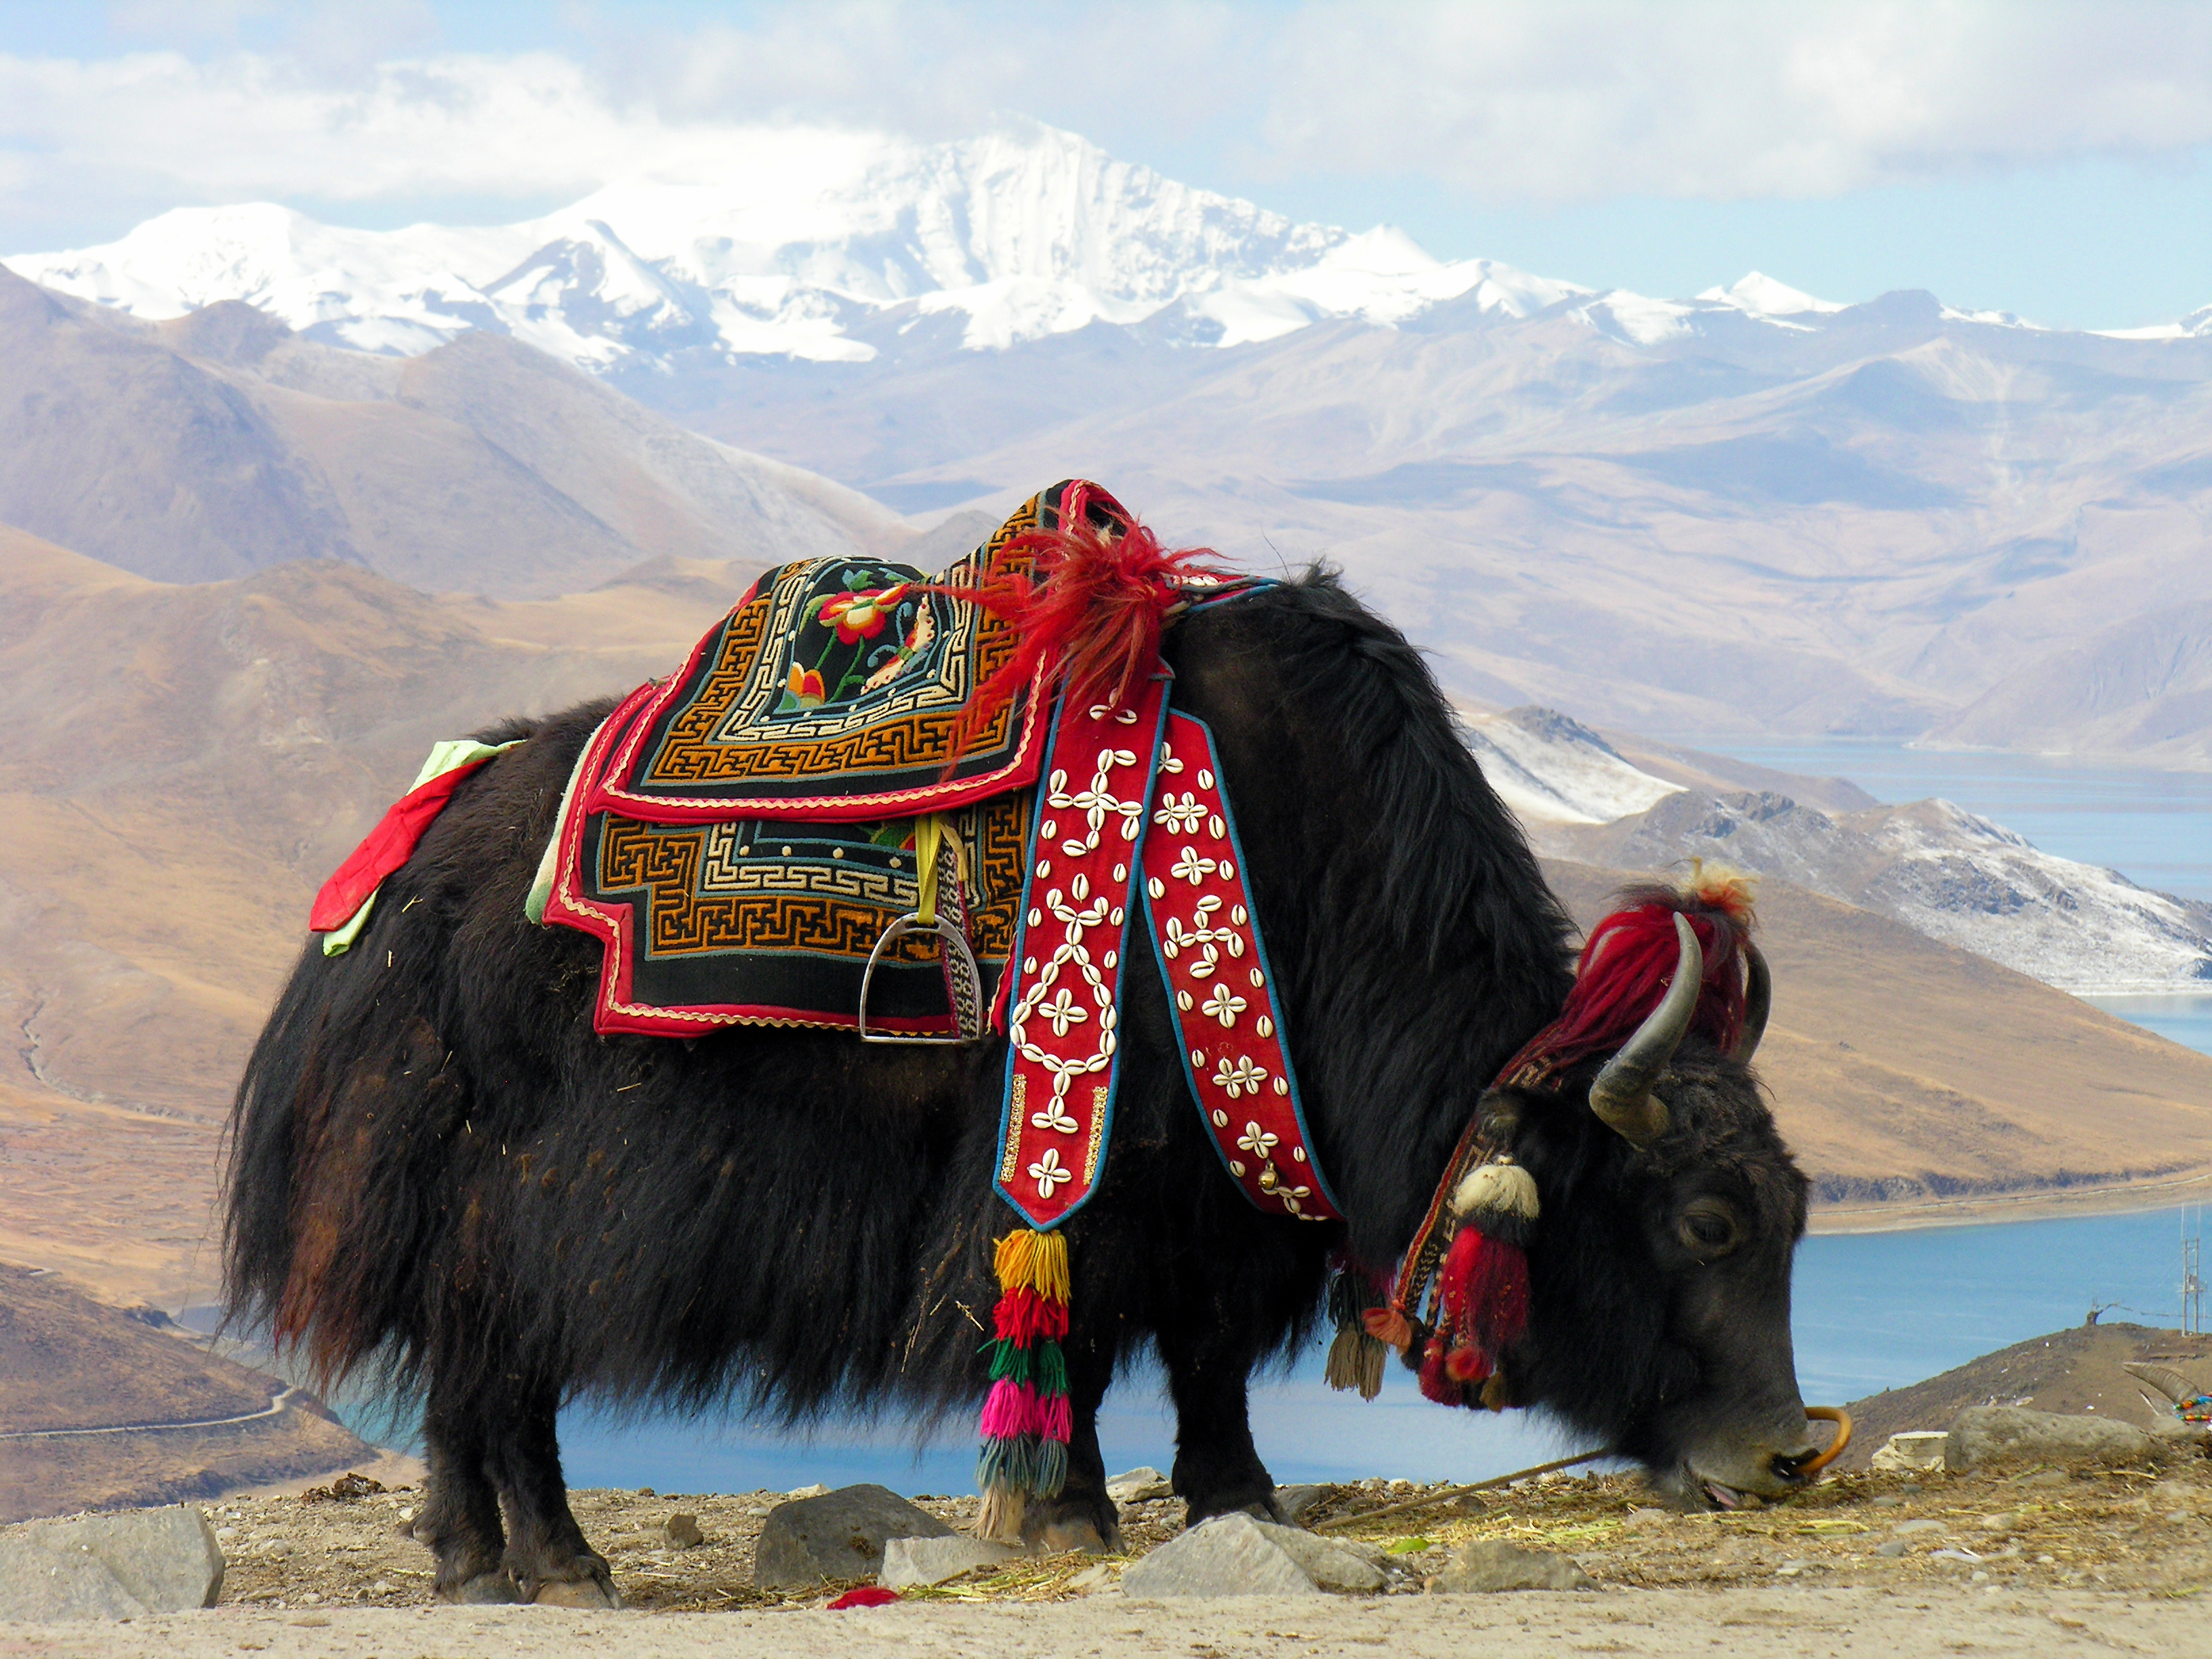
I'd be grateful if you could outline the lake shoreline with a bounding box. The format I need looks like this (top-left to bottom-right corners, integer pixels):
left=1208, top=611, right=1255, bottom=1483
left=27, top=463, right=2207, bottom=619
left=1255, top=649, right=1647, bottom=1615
left=1809, top=1167, right=2212, bottom=1235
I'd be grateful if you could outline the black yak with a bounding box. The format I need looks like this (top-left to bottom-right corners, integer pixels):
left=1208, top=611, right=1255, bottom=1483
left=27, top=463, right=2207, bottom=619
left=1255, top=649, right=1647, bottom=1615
left=226, top=570, right=1817, bottom=1606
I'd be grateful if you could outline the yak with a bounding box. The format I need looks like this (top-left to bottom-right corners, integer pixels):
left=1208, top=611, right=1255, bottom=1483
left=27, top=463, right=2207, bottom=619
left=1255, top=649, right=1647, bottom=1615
left=226, top=569, right=1819, bottom=1607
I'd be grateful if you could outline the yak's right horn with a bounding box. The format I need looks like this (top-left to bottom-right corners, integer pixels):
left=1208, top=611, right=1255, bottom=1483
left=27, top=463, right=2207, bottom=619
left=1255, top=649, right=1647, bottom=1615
left=2125, top=1361, right=2206, bottom=1403
left=1732, top=940, right=1771, bottom=1065
left=1589, top=914, right=1701, bottom=1148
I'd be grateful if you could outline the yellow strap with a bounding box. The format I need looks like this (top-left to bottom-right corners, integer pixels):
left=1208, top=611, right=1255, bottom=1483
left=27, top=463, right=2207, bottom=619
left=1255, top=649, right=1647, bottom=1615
left=915, top=813, right=944, bottom=926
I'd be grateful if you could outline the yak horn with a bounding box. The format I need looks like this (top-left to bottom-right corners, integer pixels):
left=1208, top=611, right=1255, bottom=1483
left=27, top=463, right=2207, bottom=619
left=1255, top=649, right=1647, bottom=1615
left=1589, top=913, right=1700, bottom=1147
left=1732, top=940, right=1771, bottom=1065
left=2125, top=1361, right=2205, bottom=1404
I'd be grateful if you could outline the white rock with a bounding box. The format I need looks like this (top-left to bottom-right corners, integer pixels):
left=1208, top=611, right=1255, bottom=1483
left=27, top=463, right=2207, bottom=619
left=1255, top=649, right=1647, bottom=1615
left=1120, top=1513, right=1323, bottom=1599
left=1946, top=1406, right=2163, bottom=1471
left=1105, top=1467, right=1173, bottom=1502
left=786, top=1483, right=832, bottom=1499
left=1252, top=1522, right=1386, bottom=1591
left=1872, top=1431, right=1950, bottom=1473
left=879, top=1534, right=1018, bottom=1591
left=0, top=1507, right=224, bottom=1621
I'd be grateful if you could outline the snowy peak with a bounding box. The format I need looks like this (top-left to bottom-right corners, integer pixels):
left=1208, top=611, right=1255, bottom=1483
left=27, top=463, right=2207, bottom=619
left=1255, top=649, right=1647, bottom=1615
left=0, top=119, right=1633, bottom=370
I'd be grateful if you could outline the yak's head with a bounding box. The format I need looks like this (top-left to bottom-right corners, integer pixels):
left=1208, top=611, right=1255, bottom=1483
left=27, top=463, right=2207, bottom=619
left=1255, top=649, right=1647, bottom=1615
left=1488, top=909, right=1822, bottom=1509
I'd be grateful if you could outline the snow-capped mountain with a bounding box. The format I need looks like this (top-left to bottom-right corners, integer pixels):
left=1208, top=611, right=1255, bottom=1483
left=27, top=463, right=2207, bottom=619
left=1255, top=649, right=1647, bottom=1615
left=6, top=118, right=1835, bottom=371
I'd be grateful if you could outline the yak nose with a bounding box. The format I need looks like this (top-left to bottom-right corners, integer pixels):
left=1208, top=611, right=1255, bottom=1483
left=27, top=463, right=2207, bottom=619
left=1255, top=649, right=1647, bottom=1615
left=1772, top=1406, right=1854, bottom=1484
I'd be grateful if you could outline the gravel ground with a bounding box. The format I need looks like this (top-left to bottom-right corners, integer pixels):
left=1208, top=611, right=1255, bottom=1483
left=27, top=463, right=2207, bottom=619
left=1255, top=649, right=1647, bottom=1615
left=7, top=1459, right=2205, bottom=1654
left=5, top=1587, right=2206, bottom=1658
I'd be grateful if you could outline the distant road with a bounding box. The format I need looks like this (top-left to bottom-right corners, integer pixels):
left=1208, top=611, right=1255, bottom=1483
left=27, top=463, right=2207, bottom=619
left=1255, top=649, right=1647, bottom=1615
left=0, top=1386, right=295, bottom=1441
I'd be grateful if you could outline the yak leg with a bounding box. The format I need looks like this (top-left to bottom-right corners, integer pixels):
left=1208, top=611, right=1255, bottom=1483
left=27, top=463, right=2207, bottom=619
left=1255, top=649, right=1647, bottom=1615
left=485, top=1380, right=619, bottom=1607
left=414, top=1385, right=518, bottom=1603
left=1158, top=1325, right=1280, bottom=1528
left=1017, top=1341, right=1122, bottom=1555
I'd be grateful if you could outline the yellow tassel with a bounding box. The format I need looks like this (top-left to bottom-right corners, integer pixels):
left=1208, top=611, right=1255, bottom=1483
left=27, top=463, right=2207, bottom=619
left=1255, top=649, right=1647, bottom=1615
left=994, top=1227, right=1069, bottom=1301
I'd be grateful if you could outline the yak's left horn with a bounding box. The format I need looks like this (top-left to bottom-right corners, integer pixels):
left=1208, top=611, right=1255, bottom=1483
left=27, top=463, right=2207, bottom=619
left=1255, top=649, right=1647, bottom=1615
left=1732, top=940, right=1771, bottom=1065
left=2125, top=1361, right=2205, bottom=1404
left=1590, top=913, right=1700, bottom=1147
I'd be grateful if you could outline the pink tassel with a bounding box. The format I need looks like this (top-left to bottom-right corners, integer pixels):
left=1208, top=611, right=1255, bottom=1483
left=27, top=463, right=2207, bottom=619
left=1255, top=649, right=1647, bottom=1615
left=979, top=1379, right=1035, bottom=1440
left=1041, top=1391, right=1073, bottom=1444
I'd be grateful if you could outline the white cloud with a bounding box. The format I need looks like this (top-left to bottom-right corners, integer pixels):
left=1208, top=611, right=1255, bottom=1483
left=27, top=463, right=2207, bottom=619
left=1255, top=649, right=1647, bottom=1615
left=3, top=1, right=2211, bottom=245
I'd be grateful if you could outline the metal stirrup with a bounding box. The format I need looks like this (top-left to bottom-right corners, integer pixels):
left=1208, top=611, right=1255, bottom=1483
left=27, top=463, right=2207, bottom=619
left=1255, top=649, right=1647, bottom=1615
left=858, top=914, right=985, bottom=1044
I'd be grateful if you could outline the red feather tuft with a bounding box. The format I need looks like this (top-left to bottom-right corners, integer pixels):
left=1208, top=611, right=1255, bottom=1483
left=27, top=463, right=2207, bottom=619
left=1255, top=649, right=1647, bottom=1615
left=923, top=515, right=1229, bottom=760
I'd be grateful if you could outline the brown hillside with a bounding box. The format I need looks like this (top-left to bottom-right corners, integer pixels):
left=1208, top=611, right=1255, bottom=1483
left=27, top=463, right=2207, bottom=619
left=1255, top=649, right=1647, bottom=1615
left=1547, top=862, right=2212, bottom=1222
left=0, top=271, right=903, bottom=594
left=1834, top=1322, right=2212, bottom=1470
left=0, top=1263, right=372, bottom=1521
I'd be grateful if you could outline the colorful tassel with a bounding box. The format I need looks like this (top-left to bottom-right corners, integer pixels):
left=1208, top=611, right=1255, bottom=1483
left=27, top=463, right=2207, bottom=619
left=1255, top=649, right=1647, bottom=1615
left=1448, top=1158, right=1539, bottom=1248
left=975, top=1227, right=1073, bottom=1542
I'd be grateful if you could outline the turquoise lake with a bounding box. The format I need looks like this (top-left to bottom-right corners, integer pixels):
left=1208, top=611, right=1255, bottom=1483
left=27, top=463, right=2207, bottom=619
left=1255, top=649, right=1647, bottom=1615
left=376, top=743, right=2212, bottom=1494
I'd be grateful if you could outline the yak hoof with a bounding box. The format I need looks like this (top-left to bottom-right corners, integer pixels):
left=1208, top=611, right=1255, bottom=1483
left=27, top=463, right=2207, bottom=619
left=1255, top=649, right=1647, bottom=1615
left=534, top=1576, right=623, bottom=1610
left=1030, top=1516, right=1118, bottom=1556
left=447, top=1570, right=522, bottom=1604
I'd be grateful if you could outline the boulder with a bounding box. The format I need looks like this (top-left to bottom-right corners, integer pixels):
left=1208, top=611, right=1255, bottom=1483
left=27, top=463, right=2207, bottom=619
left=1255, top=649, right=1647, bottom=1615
left=752, top=1484, right=954, bottom=1589
left=1946, top=1406, right=2163, bottom=1472
left=1431, top=1538, right=1593, bottom=1593
left=1120, top=1513, right=1324, bottom=1598
left=1871, top=1431, right=1950, bottom=1473
left=1252, top=1521, right=1386, bottom=1591
left=0, top=1506, right=225, bottom=1620
left=1105, top=1467, right=1173, bottom=1502
left=1271, top=1485, right=1334, bottom=1526
left=879, top=1535, right=1019, bottom=1590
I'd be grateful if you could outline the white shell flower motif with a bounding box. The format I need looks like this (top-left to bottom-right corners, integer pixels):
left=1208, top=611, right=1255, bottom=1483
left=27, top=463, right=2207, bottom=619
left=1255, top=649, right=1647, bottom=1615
left=1237, top=1120, right=1279, bottom=1158
left=1153, top=792, right=1206, bottom=834
left=1028, top=1146, right=1073, bottom=1197
left=1170, top=845, right=1219, bottom=886
left=1213, top=1054, right=1268, bottom=1099
left=1038, top=987, right=1089, bottom=1038
left=1201, top=983, right=1247, bottom=1028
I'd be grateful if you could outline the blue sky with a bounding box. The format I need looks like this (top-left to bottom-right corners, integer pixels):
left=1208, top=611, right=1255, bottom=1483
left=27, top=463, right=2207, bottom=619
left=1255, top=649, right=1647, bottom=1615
left=3, top=0, right=2209, bottom=329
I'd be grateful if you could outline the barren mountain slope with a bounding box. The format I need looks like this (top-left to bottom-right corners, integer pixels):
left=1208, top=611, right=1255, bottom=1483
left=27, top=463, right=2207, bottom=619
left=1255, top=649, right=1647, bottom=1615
left=1547, top=862, right=2212, bottom=1217
left=0, top=270, right=904, bottom=595
left=0, top=528, right=769, bottom=1302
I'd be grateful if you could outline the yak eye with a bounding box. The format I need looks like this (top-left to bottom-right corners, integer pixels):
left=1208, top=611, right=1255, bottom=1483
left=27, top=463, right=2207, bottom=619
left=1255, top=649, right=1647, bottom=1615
left=1678, top=1200, right=1741, bottom=1258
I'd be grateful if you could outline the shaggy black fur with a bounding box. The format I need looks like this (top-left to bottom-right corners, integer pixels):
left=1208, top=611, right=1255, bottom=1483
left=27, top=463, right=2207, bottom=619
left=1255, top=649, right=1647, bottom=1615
left=225, top=571, right=1809, bottom=1603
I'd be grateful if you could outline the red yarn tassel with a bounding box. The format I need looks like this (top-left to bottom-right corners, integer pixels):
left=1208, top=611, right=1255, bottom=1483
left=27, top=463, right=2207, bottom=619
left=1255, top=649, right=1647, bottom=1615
left=1439, top=1227, right=1532, bottom=1355
left=1416, top=1334, right=1463, bottom=1406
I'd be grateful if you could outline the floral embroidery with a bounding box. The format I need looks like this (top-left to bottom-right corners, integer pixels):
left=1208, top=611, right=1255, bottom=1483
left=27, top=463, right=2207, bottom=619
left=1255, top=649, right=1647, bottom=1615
left=819, top=583, right=909, bottom=643
left=784, top=665, right=826, bottom=708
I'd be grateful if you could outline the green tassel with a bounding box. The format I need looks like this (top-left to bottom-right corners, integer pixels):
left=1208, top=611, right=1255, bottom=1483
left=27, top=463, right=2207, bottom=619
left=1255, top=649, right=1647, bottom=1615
left=1033, top=1437, right=1067, bottom=1500
left=987, top=1339, right=1031, bottom=1383
left=1034, top=1338, right=1067, bottom=1398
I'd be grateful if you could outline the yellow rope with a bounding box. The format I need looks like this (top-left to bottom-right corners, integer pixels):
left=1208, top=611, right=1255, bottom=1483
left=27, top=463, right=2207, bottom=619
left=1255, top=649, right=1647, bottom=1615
left=915, top=813, right=944, bottom=926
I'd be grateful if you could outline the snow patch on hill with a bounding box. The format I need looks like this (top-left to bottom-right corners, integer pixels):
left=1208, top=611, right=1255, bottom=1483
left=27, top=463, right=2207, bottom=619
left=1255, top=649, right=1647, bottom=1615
left=1469, top=710, right=2212, bottom=996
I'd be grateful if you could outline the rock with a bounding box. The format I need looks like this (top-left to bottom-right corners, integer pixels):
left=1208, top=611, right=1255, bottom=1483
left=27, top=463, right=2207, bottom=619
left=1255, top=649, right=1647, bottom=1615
left=663, top=1513, right=704, bottom=1549
left=0, top=1507, right=225, bottom=1620
left=1872, top=1431, right=1950, bottom=1473
left=752, top=1484, right=954, bottom=1589
left=787, top=1483, right=832, bottom=1499
left=1271, top=1485, right=1333, bottom=1526
left=1120, top=1513, right=1324, bottom=1598
left=1893, top=1519, right=1944, bottom=1535
left=1946, top=1406, right=2164, bottom=1472
left=880, top=1535, right=1018, bottom=1590
left=1430, top=1538, right=1594, bottom=1593
left=1252, top=1522, right=1386, bottom=1591
left=1066, top=1562, right=1115, bottom=1593
left=1105, top=1467, right=1173, bottom=1502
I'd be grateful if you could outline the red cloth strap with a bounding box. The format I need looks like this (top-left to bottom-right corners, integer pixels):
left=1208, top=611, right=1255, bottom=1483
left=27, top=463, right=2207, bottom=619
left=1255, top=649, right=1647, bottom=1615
left=308, top=758, right=497, bottom=932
